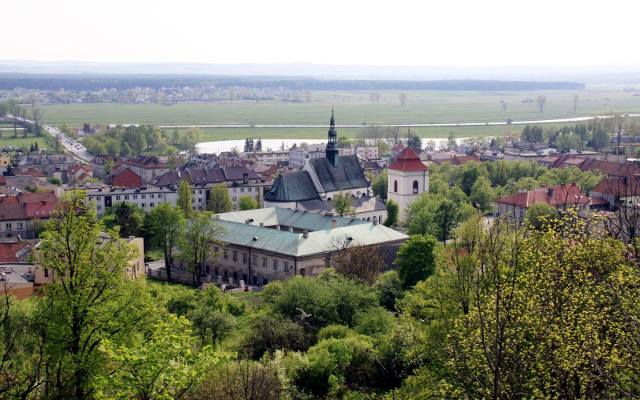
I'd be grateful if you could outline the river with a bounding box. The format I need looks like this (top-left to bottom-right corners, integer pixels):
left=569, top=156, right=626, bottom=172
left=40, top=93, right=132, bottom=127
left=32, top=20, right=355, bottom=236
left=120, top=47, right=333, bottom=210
left=195, top=137, right=462, bottom=154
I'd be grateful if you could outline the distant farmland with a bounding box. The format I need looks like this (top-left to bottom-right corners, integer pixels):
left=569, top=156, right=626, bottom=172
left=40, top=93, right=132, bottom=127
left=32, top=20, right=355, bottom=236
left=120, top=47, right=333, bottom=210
left=41, top=87, right=640, bottom=140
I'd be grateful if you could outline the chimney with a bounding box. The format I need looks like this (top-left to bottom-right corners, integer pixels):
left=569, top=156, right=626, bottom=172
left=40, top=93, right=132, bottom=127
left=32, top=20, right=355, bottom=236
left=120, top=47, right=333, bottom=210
left=303, top=230, right=308, bottom=238
left=330, top=219, right=337, bottom=229
left=243, top=172, right=248, bottom=183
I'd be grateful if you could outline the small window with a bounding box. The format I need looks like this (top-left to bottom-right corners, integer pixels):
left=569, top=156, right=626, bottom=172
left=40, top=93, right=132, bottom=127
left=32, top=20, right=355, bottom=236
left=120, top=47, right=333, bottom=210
left=116, top=195, right=121, bottom=200
left=394, top=180, right=398, bottom=192
left=283, top=261, right=289, bottom=271
left=223, top=249, right=228, bottom=259
left=158, top=193, right=163, bottom=198
left=141, top=203, right=146, bottom=208
left=242, top=253, right=247, bottom=263
left=133, top=195, right=137, bottom=200
left=413, top=180, right=419, bottom=194
left=5, top=223, right=11, bottom=230
left=252, top=255, right=257, bottom=265
left=150, top=194, right=155, bottom=199
left=17, top=222, right=23, bottom=229
left=273, top=259, right=278, bottom=270
left=233, top=251, right=238, bottom=262
left=141, top=194, right=146, bottom=199
left=44, top=268, right=49, bottom=278
left=124, top=195, right=129, bottom=200
left=150, top=203, right=154, bottom=208
left=262, top=257, right=268, bottom=267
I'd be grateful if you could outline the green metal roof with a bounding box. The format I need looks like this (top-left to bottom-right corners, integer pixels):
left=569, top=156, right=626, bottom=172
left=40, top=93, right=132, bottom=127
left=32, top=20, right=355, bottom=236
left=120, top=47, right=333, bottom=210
left=214, top=209, right=408, bottom=257
left=218, top=207, right=367, bottom=231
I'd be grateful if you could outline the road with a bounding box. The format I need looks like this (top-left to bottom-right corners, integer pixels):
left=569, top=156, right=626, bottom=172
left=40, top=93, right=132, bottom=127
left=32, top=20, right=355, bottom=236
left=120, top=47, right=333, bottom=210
left=4, top=115, right=93, bottom=162
left=156, top=113, right=640, bottom=130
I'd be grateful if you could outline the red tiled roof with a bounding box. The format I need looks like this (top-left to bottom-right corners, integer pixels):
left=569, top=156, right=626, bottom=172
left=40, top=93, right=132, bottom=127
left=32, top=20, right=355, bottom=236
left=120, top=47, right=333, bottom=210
left=496, top=183, right=590, bottom=208
left=591, top=176, right=640, bottom=197
left=579, top=159, right=639, bottom=177
left=0, top=191, right=57, bottom=221
left=0, top=242, right=32, bottom=263
left=112, top=168, right=143, bottom=189
left=14, top=167, right=45, bottom=178
left=122, top=155, right=167, bottom=169
left=388, top=147, right=428, bottom=172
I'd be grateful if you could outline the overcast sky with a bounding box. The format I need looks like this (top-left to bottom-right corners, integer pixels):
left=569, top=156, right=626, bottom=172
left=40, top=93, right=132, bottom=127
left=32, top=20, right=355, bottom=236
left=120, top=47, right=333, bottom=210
left=3, top=0, right=639, bottom=67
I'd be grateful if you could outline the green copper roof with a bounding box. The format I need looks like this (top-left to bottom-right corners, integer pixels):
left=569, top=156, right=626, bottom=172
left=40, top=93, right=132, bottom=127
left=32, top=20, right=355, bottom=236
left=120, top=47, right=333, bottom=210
left=214, top=208, right=408, bottom=257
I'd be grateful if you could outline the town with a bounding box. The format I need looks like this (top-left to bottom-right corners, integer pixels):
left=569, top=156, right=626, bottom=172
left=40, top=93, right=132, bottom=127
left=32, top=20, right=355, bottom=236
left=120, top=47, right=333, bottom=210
left=3, top=0, right=640, bottom=398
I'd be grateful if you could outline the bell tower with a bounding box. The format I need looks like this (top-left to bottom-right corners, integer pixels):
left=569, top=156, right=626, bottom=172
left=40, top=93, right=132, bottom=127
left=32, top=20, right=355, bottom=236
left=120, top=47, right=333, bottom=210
left=387, top=147, right=429, bottom=222
left=325, top=109, right=339, bottom=166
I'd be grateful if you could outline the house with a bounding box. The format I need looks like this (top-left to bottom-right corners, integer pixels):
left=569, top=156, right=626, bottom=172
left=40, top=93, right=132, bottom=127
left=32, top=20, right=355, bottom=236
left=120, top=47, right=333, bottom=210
left=590, top=175, right=640, bottom=209
left=158, top=207, right=408, bottom=287
left=494, top=183, right=590, bottom=224
left=0, top=191, right=58, bottom=239
left=120, top=155, right=170, bottom=183
left=111, top=168, right=144, bottom=189
left=67, top=164, right=94, bottom=184
left=264, top=112, right=375, bottom=218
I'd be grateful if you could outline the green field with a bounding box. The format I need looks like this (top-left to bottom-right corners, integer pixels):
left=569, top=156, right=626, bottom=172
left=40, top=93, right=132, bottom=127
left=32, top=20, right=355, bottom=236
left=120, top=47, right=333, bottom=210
left=40, top=87, right=640, bottom=140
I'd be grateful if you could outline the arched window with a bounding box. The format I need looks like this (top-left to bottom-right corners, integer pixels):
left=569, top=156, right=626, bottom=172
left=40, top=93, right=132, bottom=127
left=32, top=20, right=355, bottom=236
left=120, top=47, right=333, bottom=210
left=394, top=180, right=398, bottom=193
left=413, top=180, right=419, bottom=194
left=373, top=216, right=378, bottom=224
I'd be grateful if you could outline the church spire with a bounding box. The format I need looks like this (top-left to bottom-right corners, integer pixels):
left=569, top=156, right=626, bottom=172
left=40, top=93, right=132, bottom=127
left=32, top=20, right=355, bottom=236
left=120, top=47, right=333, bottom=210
left=326, top=108, right=339, bottom=166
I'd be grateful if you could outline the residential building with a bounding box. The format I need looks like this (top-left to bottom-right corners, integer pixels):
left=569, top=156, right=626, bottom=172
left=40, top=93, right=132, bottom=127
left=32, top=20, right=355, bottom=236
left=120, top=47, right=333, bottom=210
left=111, top=168, right=144, bottom=188
left=289, top=143, right=325, bottom=168
left=242, top=150, right=289, bottom=166
left=0, top=191, right=58, bottom=239
left=154, top=165, right=267, bottom=210
left=387, top=147, right=429, bottom=222
left=494, top=183, right=590, bottom=224
left=84, top=185, right=177, bottom=215
left=120, top=155, right=170, bottom=183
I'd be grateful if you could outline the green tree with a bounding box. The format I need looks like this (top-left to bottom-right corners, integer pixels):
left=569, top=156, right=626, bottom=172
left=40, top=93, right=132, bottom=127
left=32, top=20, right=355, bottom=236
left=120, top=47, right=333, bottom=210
left=469, top=175, right=495, bottom=213
left=180, top=213, right=223, bottom=286
left=591, top=126, right=609, bottom=151
left=177, top=179, right=193, bottom=217
left=371, top=171, right=388, bottom=199
left=102, top=202, right=146, bottom=238
left=238, top=195, right=258, bottom=210
left=396, top=234, right=437, bottom=289
left=148, top=203, right=185, bottom=282
left=208, top=184, right=232, bottom=213
left=35, top=191, right=151, bottom=399
left=333, top=192, right=354, bottom=217
left=94, top=314, right=226, bottom=400
left=384, top=199, right=399, bottom=227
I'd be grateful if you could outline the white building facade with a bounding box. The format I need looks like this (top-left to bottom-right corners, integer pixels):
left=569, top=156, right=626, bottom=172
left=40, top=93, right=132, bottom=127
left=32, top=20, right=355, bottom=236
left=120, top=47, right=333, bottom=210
left=387, top=147, right=429, bottom=222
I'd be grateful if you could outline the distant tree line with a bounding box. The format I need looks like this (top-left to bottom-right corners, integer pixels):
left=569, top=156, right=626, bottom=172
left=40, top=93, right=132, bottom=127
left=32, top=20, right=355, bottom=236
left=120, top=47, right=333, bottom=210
left=0, top=73, right=585, bottom=91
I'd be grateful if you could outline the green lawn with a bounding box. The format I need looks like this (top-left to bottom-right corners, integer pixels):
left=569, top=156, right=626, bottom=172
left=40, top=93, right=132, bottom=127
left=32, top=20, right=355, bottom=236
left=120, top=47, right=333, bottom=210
left=0, top=135, right=45, bottom=149
left=41, top=87, right=640, bottom=140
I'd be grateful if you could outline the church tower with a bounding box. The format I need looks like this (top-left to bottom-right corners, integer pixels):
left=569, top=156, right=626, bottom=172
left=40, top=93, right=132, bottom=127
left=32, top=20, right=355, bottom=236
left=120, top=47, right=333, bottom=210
left=325, top=109, right=339, bottom=166
left=387, top=147, right=429, bottom=222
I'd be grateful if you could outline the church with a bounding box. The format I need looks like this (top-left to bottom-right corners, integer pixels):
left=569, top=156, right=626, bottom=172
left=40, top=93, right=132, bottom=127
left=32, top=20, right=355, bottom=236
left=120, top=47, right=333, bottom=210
left=264, top=111, right=387, bottom=223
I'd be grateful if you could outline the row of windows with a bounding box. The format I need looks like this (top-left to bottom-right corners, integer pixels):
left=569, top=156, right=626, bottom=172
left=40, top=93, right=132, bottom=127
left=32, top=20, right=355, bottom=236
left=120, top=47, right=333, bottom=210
left=2, top=222, right=23, bottom=230
left=88, top=193, right=165, bottom=202
left=219, top=247, right=291, bottom=272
